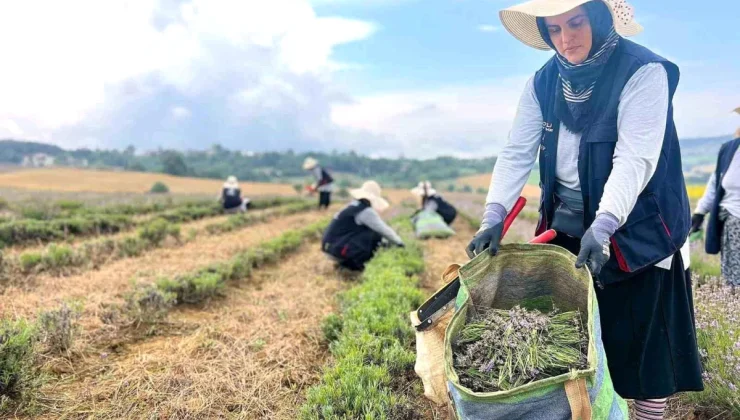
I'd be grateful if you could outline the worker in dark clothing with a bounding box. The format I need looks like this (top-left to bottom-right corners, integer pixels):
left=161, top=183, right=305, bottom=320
left=322, top=180, right=404, bottom=271
left=303, top=157, right=334, bottom=210
left=218, top=176, right=249, bottom=213
left=411, top=181, right=457, bottom=225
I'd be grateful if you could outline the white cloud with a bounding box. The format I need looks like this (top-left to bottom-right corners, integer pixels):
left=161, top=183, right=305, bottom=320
left=477, top=24, right=501, bottom=33
left=331, top=76, right=530, bottom=158
left=0, top=0, right=375, bottom=150
left=171, top=106, right=192, bottom=119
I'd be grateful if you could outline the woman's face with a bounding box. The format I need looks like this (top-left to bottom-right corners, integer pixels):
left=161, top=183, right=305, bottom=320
left=544, top=6, right=593, bottom=64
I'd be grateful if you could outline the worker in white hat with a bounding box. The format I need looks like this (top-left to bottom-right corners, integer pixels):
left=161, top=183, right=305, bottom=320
left=410, top=181, right=457, bottom=225
left=303, top=157, right=334, bottom=210
left=692, top=107, right=740, bottom=287
left=321, top=180, right=404, bottom=270
left=469, top=0, right=702, bottom=413
left=218, top=175, right=249, bottom=213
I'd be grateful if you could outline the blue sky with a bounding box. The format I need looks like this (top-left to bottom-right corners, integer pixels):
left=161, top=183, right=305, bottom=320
left=316, top=0, right=740, bottom=94
left=0, top=0, right=737, bottom=158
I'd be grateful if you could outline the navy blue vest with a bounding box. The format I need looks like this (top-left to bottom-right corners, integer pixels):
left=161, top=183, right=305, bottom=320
left=318, top=167, right=334, bottom=186
left=533, top=40, right=690, bottom=285
left=705, top=138, right=740, bottom=255
left=321, top=200, right=374, bottom=257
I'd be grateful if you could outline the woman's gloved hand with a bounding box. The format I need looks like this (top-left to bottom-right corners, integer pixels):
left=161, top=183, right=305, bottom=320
left=690, top=213, right=705, bottom=234
left=467, top=223, right=505, bottom=258
left=575, top=213, right=619, bottom=276
left=467, top=203, right=508, bottom=258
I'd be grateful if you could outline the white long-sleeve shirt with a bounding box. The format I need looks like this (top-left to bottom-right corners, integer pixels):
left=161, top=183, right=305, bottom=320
left=355, top=207, right=404, bottom=246
left=486, top=63, right=689, bottom=269
left=696, top=148, right=740, bottom=218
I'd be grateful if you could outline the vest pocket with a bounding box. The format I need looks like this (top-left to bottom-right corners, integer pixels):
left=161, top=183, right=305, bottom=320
left=608, top=194, right=677, bottom=275
left=585, top=121, right=618, bottom=180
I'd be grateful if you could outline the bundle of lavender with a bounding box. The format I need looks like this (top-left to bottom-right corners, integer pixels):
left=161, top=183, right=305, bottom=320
left=453, top=305, right=589, bottom=393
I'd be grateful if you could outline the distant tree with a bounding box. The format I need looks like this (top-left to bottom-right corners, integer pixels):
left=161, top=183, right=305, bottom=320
left=160, top=151, right=189, bottom=176
left=476, top=187, right=487, bottom=194
left=293, top=184, right=303, bottom=195
left=462, top=185, right=473, bottom=193
left=446, top=184, right=456, bottom=192
left=338, top=179, right=352, bottom=188
left=150, top=182, right=170, bottom=194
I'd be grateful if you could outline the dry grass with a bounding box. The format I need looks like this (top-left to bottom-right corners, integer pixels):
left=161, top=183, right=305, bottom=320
left=0, top=168, right=296, bottom=195
left=0, top=209, right=334, bottom=324
left=33, top=238, right=350, bottom=419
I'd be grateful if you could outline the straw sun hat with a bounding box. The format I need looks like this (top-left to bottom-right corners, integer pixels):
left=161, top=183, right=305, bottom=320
left=350, top=181, right=390, bottom=212
left=224, top=175, right=239, bottom=189
left=500, top=0, right=643, bottom=50
left=410, top=181, right=437, bottom=197
left=303, top=157, right=318, bottom=170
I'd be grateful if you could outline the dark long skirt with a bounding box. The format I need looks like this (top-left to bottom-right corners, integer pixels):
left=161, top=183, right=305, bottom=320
left=551, top=234, right=704, bottom=399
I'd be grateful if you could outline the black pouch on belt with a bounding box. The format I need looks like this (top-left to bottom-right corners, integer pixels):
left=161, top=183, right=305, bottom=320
left=551, top=184, right=585, bottom=239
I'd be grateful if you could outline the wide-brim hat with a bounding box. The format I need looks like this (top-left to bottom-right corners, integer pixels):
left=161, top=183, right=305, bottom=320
left=224, top=176, right=239, bottom=189
left=500, top=0, right=643, bottom=51
left=303, top=157, right=318, bottom=170
left=350, top=180, right=390, bottom=212
left=410, top=181, right=437, bottom=197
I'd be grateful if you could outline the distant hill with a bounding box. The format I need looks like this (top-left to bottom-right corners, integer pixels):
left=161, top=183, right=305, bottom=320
left=0, top=140, right=497, bottom=187
left=680, top=135, right=733, bottom=183
left=0, top=134, right=729, bottom=187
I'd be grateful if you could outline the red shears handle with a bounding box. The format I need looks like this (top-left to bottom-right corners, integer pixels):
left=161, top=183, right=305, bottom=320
left=500, top=196, right=556, bottom=244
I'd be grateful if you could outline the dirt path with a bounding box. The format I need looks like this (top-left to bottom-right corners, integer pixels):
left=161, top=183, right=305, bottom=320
left=35, top=237, right=349, bottom=419
left=0, top=209, right=335, bottom=324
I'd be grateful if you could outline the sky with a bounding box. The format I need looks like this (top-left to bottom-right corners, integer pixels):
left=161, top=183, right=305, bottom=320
left=0, top=0, right=738, bottom=158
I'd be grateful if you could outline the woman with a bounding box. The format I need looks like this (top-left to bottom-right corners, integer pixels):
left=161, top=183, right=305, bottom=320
left=692, top=111, right=740, bottom=285
left=468, top=0, right=702, bottom=416
left=410, top=181, right=458, bottom=225
left=321, top=180, right=404, bottom=271
left=219, top=176, right=249, bottom=213
left=303, top=157, right=334, bottom=210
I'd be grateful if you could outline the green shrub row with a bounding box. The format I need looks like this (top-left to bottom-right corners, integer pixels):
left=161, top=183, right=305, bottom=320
left=685, top=280, right=740, bottom=418
left=0, top=318, right=41, bottom=414
left=16, top=218, right=181, bottom=275
left=154, top=219, right=329, bottom=306
left=1, top=197, right=307, bottom=249
left=0, top=300, right=85, bottom=414
left=11, top=201, right=316, bottom=277
left=301, top=220, right=426, bottom=419
left=0, top=214, right=134, bottom=248
left=204, top=201, right=315, bottom=235
left=119, top=218, right=330, bottom=325
left=15, top=198, right=213, bottom=222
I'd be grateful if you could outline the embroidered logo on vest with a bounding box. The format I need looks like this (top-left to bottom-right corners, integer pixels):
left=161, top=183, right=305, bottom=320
left=542, top=121, right=554, bottom=133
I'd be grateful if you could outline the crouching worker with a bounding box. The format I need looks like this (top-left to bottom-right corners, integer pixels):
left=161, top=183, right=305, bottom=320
left=411, top=181, right=457, bottom=225
left=219, top=176, right=249, bottom=213
left=322, top=181, right=404, bottom=270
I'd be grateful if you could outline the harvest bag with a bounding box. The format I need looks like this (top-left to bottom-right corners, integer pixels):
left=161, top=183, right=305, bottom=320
left=413, top=244, right=628, bottom=419
left=413, top=209, right=455, bottom=239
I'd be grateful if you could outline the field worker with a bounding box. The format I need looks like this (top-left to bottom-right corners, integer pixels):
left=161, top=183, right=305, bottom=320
left=691, top=108, right=740, bottom=285
left=321, top=180, right=404, bottom=271
left=303, top=157, right=334, bottom=210
left=218, top=176, right=249, bottom=213
left=467, top=0, right=703, bottom=415
left=410, top=181, right=458, bottom=225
